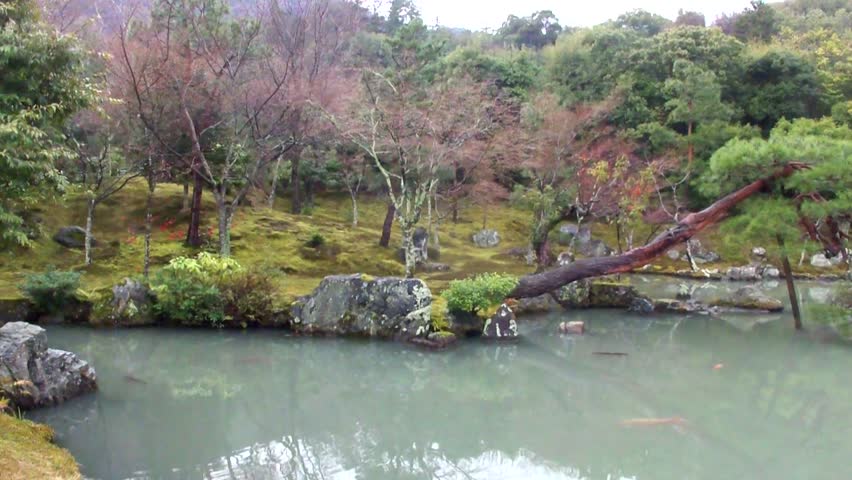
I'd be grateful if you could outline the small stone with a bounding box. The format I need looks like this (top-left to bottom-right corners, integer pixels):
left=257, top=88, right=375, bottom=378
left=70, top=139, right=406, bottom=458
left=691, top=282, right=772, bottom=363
left=725, top=266, right=762, bottom=281
left=557, top=251, right=575, bottom=266
left=667, top=250, right=681, bottom=261
left=53, top=226, right=96, bottom=249
left=762, top=267, right=781, bottom=278
left=420, top=262, right=450, bottom=272
left=752, top=247, right=767, bottom=257
left=559, top=321, right=585, bottom=335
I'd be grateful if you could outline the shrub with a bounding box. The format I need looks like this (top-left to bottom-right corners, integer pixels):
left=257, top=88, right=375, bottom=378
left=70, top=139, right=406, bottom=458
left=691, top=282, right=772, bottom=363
left=442, top=273, right=518, bottom=315
left=222, top=269, right=278, bottom=325
left=150, top=253, right=242, bottom=326
left=305, top=231, right=326, bottom=249
left=19, top=269, right=82, bottom=313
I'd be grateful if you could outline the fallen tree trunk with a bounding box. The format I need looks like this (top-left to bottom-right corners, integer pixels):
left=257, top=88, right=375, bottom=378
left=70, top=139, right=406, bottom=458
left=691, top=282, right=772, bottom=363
left=510, top=163, right=809, bottom=299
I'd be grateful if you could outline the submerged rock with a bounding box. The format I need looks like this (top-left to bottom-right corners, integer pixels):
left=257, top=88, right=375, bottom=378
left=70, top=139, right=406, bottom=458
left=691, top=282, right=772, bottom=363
left=558, top=321, right=585, bottom=335
left=482, top=304, right=518, bottom=339
left=0, top=322, right=97, bottom=410
left=472, top=229, right=500, bottom=248
left=291, top=274, right=433, bottom=342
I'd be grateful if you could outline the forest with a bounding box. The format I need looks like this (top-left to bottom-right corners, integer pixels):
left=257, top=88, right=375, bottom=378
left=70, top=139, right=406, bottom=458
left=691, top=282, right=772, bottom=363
left=0, top=0, right=851, bottom=478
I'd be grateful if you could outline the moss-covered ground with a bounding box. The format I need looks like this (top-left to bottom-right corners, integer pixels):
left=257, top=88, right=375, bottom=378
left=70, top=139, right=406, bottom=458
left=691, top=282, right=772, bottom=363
left=0, top=180, right=845, bottom=301
left=0, top=413, right=80, bottom=480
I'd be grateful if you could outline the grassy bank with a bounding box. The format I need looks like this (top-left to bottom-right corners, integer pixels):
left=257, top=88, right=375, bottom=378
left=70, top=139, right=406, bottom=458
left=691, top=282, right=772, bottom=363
left=0, top=180, right=844, bottom=302
left=0, top=413, right=80, bottom=480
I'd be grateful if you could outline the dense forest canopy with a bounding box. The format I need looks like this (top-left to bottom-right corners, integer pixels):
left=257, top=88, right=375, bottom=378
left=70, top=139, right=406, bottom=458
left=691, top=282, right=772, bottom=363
left=1, top=0, right=849, bottom=278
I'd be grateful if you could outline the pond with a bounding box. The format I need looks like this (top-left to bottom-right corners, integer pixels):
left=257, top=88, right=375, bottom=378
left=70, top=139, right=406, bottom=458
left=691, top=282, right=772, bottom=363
left=29, top=277, right=852, bottom=480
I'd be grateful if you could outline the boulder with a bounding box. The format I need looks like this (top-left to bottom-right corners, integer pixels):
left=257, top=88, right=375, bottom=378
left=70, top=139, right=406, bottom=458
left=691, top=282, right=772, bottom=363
left=0, top=299, right=32, bottom=326
left=724, top=266, right=762, bottom=281
left=291, top=274, right=433, bottom=341
left=106, top=279, right=156, bottom=326
left=711, top=285, right=784, bottom=312
left=512, top=294, right=562, bottom=315
left=0, top=322, right=97, bottom=410
left=420, top=262, right=451, bottom=273
left=472, top=229, right=500, bottom=248
left=447, top=311, right=485, bottom=337
left=687, top=239, right=721, bottom=263
left=752, top=247, right=767, bottom=258
left=811, top=253, right=842, bottom=268
left=762, top=267, right=781, bottom=279
left=482, top=304, right=518, bottom=339
left=53, top=226, right=96, bottom=249
left=579, top=239, right=613, bottom=258
left=558, top=321, right=585, bottom=335
left=629, top=297, right=655, bottom=314
left=554, top=280, right=651, bottom=310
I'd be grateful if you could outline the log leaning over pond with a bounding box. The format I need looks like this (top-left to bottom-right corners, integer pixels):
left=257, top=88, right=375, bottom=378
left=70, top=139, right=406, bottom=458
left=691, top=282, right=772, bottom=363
left=510, top=163, right=810, bottom=299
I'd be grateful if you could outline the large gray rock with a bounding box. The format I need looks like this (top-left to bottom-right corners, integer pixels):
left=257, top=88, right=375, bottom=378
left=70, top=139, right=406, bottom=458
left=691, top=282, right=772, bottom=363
left=291, top=274, right=433, bottom=341
left=108, top=278, right=156, bottom=326
left=53, top=226, right=97, bottom=249
left=725, top=266, right=762, bottom=281
left=482, top=304, right=518, bottom=339
left=711, top=285, right=784, bottom=312
left=472, top=229, right=500, bottom=248
left=0, top=322, right=97, bottom=410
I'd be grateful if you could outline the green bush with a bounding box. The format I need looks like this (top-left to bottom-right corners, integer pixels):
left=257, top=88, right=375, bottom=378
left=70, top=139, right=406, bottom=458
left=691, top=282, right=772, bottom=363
left=305, top=232, right=326, bottom=249
left=442, top=273, right=518, bottom=315
left=150, top=253, right=242, bottom=326
left=222, top=269, right=278, bottom=325
left=19, top=269, right=82, bottom=313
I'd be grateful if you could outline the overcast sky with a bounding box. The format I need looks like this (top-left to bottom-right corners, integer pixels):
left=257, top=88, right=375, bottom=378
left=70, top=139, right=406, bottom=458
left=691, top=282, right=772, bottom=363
left=405, top=0, right=757, bottom=31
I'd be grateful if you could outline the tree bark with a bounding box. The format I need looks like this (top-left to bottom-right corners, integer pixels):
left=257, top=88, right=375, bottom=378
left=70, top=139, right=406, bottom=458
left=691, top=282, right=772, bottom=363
left=144, top=177, right=155, bottom=278
left=84, top=198, right=96, bottom=266
left=401, top=223, right=416, bottom=278
left=777, top=234, right=802, bottom=330
left=510, top=163, right=809, bottom=299
left=379, top=203, right=395, bottom=248
left=350, top=192, right=359, bottom=228
left=186, top=170, right=203, bottom=247
left=268, top=155, right=283, bottom=208
left=216, top=196, right=232, bottom=257
left=181, top=182, right=190, bottom=213
left=290, top=156, right=302, bottom=214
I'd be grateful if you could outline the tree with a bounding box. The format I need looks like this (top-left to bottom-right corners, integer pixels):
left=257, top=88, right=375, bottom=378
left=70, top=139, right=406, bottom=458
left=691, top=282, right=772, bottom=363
left=614, top=9, right=671, bottom=37
left=675, top=10, right=705, bottom=27
left=0, top=0, right=94, bottom=246
left=664, top=59, right=732, bottom=169
left=742, top=49, right=826, bottom=131
left=510, top=162, right=812, bottom=299
left=733, top=0, right=780, bottom=42
left=498, top=11, right=562, bottom=49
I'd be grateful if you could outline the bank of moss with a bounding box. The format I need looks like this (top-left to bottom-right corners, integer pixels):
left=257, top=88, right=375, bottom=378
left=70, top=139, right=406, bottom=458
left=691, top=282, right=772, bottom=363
left=0, top=413, right=80, bottom=480
left=0, top=179, right=844, bottom=302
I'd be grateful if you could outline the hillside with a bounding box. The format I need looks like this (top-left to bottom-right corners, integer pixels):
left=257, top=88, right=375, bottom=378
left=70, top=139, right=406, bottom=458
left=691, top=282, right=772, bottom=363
left=0, top=180, right=844, bottom=303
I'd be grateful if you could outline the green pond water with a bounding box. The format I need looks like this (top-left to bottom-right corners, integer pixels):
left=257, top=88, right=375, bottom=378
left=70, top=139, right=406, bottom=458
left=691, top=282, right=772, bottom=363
left=28, top=277, right=852, bottom=480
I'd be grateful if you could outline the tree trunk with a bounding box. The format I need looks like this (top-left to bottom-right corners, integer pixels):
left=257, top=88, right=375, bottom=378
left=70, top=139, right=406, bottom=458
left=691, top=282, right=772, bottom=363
left=268, top=155, right=283, bottom=208
left=401, top=223, right=416, bottom=278
left=181, top=182, right=190, bottom=213
left=186, top=170, right=203, bottom=247
left=217, top=198, right=232, bottom=257
left=379, top=203, right=395, bottom=248
left=84, top=198, right=96, bottom=266
left=350, top=191, right=359, bottom=228
left=144, top=178, right=155, bottom=278
left=509, top=163, right=808, bottom=299
left=777, top=234, right=802, bottom=330
left=290, top=156, right=302, bottom=214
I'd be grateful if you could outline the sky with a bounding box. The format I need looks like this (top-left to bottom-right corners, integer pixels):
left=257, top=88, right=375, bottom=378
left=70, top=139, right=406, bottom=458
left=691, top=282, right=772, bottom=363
left=403, top=0, right=757, bottom=31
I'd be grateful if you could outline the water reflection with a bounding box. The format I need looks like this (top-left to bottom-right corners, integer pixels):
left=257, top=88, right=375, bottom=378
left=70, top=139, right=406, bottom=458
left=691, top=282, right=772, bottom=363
left=29, top=277, right=852, bottom=480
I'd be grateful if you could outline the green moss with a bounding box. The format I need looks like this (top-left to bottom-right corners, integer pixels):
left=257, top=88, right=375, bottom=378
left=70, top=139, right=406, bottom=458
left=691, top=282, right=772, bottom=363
left=0, top=180, right=843, bottom=303
left=0, top=414, right=80, bottom=480
left=430, top=295, right=450, bottom=332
